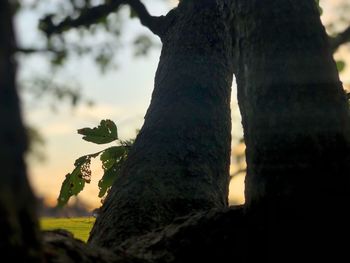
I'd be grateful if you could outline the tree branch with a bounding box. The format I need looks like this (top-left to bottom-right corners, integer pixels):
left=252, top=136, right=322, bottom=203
left=40, top=0, right=167, bottom=38
left=16, top=47, right=61, bottom=54
left=330, top=26, right=350, bottom=52
left=230, top=169, right=246, bottom=179
left=40, top=1, right=123, bottom=36
left=127, top=0, right=165, bottom=37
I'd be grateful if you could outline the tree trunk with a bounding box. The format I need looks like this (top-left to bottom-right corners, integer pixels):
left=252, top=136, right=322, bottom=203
left=0, top=1, right=43, bottom=261
left=7, top=0, right=348, bottom=261
left=233, top=0, right=350, bottom=260
left=89, top=0, right=235, bottom=248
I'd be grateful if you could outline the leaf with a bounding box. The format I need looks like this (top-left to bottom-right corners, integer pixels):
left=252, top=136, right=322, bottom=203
left=336, top=60, right=346, bottom=73
left=98, top=164, right=120, bottom=198
left=74, top=152, right=101, bottom=166
left=78, top=119, right=118, bottom=144
left=98, top=146, right=129, bottom=198
left=100, top=146, right=126, bottom=170
left=57, top=164, right=87, bottom=207
left=51, top=51, right=67, bottom=66
left=130, top=7, right=138, bottom=18
left=57, top=155, right=96, bottom=207
left=74, top=155, right=89, bottom=167
left=133, top=35, right=153, bottom=57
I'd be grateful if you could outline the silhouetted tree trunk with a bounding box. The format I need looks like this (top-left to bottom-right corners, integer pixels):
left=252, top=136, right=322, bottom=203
left=234, top=0, right=350, bottom=260
left=5, top=0, right=346, bottom=261
left=91, top=2, right=350, bottom=257
left=0, top=1, right=43, bottom=261
left=89, top=0, right=235, bottom=248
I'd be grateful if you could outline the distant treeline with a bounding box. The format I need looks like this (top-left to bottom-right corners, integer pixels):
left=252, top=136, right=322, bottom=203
left=37, top=197, right=97, bottom=218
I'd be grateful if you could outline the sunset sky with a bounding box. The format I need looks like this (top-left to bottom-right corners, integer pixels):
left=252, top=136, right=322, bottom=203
left=16, top=0, right=350, bottom=209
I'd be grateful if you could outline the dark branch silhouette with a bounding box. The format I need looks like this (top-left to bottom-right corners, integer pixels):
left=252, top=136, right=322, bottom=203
left=40, top=0, right=167, bottom=38
left=330, top=25, right=350, bottom=52
left=127, top=0, right=166, bottom=37
left=16, top=46, right=62, bottom=54
left=40, top=1, right=123, bottom=36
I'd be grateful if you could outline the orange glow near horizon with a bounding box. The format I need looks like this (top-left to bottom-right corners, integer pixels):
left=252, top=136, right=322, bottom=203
left=29, top=158, right=246, bottom=209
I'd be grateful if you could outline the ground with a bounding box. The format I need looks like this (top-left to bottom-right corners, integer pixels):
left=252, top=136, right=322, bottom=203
left=40, top=217, right=95, bottom=242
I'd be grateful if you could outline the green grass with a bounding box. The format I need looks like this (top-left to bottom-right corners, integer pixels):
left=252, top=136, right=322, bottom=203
left=40, top=217, right=95, bottom=242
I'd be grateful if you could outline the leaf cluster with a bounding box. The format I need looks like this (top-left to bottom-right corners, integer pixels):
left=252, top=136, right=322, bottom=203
left=57, top=119, right=133, bottom=207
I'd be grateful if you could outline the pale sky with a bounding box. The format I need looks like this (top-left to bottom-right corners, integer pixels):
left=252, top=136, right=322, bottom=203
left=16, top=0, right=350, bottom=209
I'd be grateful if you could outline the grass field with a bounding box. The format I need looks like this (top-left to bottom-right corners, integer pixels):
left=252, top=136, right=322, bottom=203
left=40, top=217, right=95, bottom=242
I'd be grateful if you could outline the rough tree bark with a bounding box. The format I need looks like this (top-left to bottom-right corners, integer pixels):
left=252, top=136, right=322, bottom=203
left=3, top=0, right=349, bottom=261
left=233, top=0, right=350, bottom=260
left=89, top=0, right=235, bottom=248
left=235, top=0, right=350, bottom=215
left=0, top=1, right=43, bottom=261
